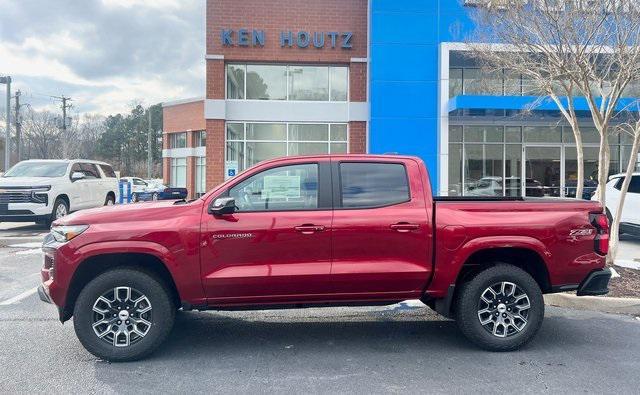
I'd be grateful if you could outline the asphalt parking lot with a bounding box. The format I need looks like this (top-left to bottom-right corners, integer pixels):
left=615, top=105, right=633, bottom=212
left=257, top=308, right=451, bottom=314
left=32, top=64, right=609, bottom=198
left=1, top=222, right=640, bottom=394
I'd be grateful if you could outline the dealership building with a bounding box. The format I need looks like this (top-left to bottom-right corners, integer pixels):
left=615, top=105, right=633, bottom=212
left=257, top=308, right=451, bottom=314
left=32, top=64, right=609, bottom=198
left=163, top=0, right=640, bottom=198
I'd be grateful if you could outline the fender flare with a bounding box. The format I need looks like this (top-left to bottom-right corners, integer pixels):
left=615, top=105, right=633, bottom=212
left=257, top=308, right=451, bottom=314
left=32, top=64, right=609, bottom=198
left=430, top=236, right=552, bottom=298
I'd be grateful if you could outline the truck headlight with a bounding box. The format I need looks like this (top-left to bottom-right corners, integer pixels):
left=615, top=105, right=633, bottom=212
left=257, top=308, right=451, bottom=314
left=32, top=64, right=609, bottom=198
left=51, top=225, right=89, bottom=243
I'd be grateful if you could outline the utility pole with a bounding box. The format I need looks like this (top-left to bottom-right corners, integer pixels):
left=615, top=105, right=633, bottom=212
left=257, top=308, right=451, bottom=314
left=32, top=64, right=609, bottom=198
left=0, top=76, right=11, bottom=172
left=61, top=95, right=72, bottom=135
left=147, top=108, right=153, bottom=178
left=14, top=90, right=21, bottom=162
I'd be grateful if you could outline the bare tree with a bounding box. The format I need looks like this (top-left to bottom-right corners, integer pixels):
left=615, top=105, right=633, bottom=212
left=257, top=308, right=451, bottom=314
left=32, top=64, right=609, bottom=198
left=468, top=0, right=640, bottom=263
left=22, top=108, right=62, bottom=159
left=608, top=113, right=640, bottom=260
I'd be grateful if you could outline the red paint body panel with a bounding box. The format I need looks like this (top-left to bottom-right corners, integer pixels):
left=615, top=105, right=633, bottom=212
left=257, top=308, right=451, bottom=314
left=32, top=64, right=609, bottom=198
left=43, top=154, right=606, bottom=313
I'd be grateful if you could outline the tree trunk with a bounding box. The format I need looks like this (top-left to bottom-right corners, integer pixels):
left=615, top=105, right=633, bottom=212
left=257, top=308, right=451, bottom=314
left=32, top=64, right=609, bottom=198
left=596, top=130, right=611, bottom=205
left=573, top=125, right=584, bottom=200
left=608, top=128, right=640, bottom=265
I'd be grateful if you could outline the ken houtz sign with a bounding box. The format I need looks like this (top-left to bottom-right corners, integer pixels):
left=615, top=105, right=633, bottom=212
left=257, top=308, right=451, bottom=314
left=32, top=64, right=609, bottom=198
left=220, top=29, right=353, bottom=49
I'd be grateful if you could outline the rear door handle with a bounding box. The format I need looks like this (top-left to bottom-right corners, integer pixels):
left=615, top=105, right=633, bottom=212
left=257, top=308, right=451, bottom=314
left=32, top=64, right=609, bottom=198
left=295, top=224, right=326, bottom=234
left=390, top=222, right=420, bottom=233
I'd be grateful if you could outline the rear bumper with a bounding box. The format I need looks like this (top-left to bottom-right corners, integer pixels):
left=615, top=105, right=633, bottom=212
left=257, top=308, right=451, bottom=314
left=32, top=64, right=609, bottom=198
left=577, top=268, right=612, bottom=296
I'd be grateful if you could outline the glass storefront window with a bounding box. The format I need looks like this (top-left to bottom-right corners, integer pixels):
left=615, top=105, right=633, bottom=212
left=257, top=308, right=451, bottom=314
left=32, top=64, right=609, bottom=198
left=245, top=142, right=287, bottom=168
left=330, top=124, right=348, bottom=142
left=227, top=64, right=245, bottom=99
left=330, top=67, right=348, bottom=101
left=227, top=123, right=244, bottom=140
left=195, top=157, right=206, bottom=196
left=170, top=158, right=187, bottom=188
left=289, top=66, right=329, bottom=101
left=449, top=69, right=463, bottom=97
left=226, top=64, right=347, bottom=102
left=289, top=124, right=329, bottom=141
left=246, top=65, right=287, bottom=100
left=169, top=132, right=186, bottom=149
left=524, top=126, right=562, bottom=143
left=446, top=124, right=625, bottom=198
left=449, top=143, right=463, bottom=196
left=246, top=123, right=287, bottom=140
left=226, top=123, right=348, bottom=173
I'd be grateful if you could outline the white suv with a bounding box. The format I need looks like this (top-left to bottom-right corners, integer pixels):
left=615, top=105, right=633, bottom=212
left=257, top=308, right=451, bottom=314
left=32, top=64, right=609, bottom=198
left=0, top=159, right=119, bottom=226
left=594, top=172, right=640, bottom=236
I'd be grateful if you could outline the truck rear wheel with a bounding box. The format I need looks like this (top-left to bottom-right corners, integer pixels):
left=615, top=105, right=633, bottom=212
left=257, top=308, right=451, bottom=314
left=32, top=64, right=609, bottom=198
left=73, top=268, right=175, bottom=362
left=454, top=264, right=544, bottom=351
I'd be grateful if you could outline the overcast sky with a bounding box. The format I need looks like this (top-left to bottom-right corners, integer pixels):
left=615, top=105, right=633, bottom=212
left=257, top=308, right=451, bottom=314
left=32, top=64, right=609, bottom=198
left=0, top=0, right=205, bottom=117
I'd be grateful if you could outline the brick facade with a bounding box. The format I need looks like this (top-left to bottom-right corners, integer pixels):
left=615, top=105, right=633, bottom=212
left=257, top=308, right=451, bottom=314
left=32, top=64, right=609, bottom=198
left=165, top=0, right=368, bottom=193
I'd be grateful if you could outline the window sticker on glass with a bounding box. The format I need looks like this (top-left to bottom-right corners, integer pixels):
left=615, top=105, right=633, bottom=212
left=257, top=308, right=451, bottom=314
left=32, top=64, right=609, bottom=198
left=262, top=175, right=301, bottom=199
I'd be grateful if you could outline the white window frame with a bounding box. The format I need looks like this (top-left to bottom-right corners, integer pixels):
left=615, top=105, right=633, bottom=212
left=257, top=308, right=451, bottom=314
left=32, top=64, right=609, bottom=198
left=170, top=157, right=187, bottom=188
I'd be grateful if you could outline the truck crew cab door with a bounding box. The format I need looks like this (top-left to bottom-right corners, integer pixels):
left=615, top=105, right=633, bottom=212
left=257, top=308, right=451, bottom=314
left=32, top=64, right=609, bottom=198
left=200, top=160, right=333, bottom=303
left=330, top=159, right=433, bottom=299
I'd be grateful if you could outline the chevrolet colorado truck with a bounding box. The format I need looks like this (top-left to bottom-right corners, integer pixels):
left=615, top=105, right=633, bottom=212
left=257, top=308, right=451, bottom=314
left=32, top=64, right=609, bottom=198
left=38, top=155, right=612, bottom=361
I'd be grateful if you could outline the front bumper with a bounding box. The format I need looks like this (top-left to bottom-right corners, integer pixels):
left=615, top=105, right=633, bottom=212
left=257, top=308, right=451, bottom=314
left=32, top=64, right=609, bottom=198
left=577, top=268, right=612, bottom=296
left=37, top=284, right=51, bottom=304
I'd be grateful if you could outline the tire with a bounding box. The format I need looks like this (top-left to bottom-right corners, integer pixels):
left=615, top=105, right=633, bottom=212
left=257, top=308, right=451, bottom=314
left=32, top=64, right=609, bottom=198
left=73, top=268, right=175, bottom=362
left=152, top=192, right=159, bottom=201
left=47, top=198, right=69, bottom=227
left=131, top=193, right=139, bottom=203
left=104, top=194, right=115, bottom=206
left=454, top=264, right=544, bottom=351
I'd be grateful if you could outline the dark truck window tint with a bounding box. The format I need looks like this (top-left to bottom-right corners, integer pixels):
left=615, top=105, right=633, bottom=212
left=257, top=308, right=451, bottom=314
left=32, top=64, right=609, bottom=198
left=99, top=164, right=116, bottom=178
left=81, top=163, right=101, bottom=179
left=340, top=163, right=410, bottom=208
left=629, top=176, right=640, bottom=194
left=228, top=164, right=319, bottom=212
left=614, top=176, right=640, bottom=193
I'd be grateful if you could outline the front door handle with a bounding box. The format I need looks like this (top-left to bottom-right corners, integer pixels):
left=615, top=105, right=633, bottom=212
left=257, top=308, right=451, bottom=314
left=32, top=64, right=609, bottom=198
left=295, top=224, right=326, bottom=235
left=390, top=222, right=420, bottom=233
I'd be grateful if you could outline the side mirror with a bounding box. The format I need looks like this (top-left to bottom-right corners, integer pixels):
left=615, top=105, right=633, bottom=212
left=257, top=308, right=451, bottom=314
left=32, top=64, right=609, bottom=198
left=71, top=172, right=85, bottom=181
left=208, top=197, right=237, bottom=216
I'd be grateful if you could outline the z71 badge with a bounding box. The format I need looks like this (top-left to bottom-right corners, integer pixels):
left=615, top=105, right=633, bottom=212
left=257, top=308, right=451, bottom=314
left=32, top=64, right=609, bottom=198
left=569, top=229, right=594, bottom=237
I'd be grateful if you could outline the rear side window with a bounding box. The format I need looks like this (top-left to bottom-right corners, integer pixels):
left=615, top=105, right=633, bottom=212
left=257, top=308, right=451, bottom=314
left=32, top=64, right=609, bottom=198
left=614, top=176, right=640, bottom=194
left=629, top=176, right=640, bottom=194
left=339, top=162, right=410, bottom=208
left=99, top=164, right=116, bottom=178
left=81, top=163, right=101, bottom=179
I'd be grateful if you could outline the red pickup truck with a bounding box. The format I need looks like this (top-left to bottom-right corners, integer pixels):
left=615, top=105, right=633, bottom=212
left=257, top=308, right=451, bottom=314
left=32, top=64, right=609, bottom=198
left=39, top=155, right=611, bottom=361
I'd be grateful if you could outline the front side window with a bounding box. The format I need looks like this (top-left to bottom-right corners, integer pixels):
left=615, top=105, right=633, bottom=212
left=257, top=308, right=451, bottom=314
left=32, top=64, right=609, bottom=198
left=228, top=164, right=318, bottom=212
left=340, top=163, right=410, bottom=208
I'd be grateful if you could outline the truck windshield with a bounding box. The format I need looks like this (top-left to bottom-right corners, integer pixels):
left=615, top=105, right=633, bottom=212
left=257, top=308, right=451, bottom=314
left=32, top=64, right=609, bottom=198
left=3, top=162, right=69, bottom=178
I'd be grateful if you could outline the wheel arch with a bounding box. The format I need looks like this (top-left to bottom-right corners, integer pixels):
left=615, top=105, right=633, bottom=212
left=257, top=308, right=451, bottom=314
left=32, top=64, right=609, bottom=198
left=61, top=252, right=180, bottom=322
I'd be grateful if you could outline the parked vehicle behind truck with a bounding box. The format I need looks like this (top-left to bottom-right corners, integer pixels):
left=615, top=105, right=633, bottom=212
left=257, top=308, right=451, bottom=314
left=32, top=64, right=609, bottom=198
left=0, top=159, right=118, bottom=226
left=38, top=155, right=611, bottom=361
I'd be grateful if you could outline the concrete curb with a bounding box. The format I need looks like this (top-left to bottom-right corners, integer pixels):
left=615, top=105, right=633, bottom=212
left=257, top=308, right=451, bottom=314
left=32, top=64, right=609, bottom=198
left=544, top=293, right=640, bottom=316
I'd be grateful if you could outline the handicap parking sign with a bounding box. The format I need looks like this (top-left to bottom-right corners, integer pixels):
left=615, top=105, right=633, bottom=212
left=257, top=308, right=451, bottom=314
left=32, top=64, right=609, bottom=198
left=228, top=169, right=236, bottom=177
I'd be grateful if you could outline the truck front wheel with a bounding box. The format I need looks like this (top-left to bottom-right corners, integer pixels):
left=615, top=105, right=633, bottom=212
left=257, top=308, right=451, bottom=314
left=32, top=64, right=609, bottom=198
left=454, top=264, right=544, bottom=351
left=73, top=268, right=175, bottom=362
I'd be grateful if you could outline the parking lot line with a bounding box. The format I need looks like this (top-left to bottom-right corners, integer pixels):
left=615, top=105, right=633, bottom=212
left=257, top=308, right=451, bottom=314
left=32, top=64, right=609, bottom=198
left=0, top=287, right=38, bottom=306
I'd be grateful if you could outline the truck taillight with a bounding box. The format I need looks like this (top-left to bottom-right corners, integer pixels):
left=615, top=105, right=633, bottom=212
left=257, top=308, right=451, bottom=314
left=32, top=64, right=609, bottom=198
left=590, top=213, right=609, bottom=255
